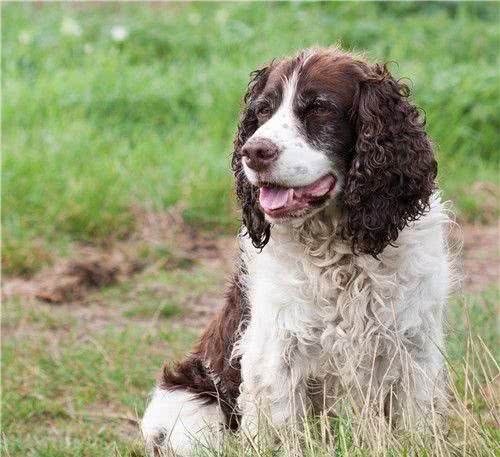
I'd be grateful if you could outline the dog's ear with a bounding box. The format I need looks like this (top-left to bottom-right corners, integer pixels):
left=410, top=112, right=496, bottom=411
left=342, top=63, right=437, bottom=257
left=231, top=63, right=274, bottom=249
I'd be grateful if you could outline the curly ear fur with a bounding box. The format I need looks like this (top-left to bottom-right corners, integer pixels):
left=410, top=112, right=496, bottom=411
left=342, top=63, right=437, bottom=257
left=231, top=64, right=274, bottom=249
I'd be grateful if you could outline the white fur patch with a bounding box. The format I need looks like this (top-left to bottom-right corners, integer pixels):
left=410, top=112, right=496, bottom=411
left=243, top=70, right=332, bottom=188
left=141, top=388, right=224, bottom=456
left=236, top=195, right=451, bottom=429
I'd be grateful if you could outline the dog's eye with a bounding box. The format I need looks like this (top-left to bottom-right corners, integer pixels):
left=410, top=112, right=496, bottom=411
left=256, top=104, right=272, bottom=120
left=307, top=100, right=332, bottom=115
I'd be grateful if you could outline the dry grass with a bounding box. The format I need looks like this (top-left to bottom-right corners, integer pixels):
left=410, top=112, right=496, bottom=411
left=2, top=223, right=498, bottom=456
left=167, top=295, right=499, bottom=457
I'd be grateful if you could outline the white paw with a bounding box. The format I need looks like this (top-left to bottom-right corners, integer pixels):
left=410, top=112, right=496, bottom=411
left=141, top=388, right=224, bottom=456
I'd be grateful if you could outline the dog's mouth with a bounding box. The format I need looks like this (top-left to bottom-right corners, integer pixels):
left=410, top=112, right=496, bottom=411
left=258, top=174, right=336, bottom=219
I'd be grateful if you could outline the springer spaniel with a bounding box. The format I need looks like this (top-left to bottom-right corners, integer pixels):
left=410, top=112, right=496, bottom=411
left=142, top=47, right=450, bottom=455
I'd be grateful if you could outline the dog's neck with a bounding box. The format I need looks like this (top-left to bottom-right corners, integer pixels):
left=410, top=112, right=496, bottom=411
left=269, top=201, right=353, bottom=260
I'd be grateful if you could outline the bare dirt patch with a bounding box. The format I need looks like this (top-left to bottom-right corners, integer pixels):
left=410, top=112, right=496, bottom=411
left=3, top=218, right=498, bottom=322
left=3, top=245, right=144, bottom=304
left=456, top=221, right=499, bottom=293
left=2, top=208, right=237, bottom=304
left=468, top=182, right=500, bottom=224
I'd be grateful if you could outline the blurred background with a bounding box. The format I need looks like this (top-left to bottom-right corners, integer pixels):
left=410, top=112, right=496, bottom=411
left=2, top=2, right=499, bottom=456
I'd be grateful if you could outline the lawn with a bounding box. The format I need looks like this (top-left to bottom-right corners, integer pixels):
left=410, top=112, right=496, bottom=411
left=2, top=1, right=499, bottom=275
left=2, top=245, right=499, bottom=456
left=1, top=2, right=499, bottom=456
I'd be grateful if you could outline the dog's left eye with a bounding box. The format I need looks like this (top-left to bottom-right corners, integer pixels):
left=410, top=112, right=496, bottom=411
left=256, top=104, right=272, bottom=119
left=307, top=100, right=332, bottom=115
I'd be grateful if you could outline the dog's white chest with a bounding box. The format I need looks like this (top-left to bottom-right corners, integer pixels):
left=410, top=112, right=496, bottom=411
left=245, top=236, right=330, bottom=319
left=241, top=234, right=350, bottom=366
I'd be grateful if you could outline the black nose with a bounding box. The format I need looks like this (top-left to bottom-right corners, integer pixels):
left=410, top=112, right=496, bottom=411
left=241, top=138, right=280, bottom=172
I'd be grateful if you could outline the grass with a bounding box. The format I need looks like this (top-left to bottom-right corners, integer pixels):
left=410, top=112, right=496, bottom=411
left=2, top=2, right=500, bottom=275
left=2, top=266, right=498, bottom=456
left=2, top=264, right=211, bottom=457
left=1, top=2, right=499, bottom=456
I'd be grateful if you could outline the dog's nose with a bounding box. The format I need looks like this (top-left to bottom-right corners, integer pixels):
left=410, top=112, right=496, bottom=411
left=241, top=138, right=279, bottom=172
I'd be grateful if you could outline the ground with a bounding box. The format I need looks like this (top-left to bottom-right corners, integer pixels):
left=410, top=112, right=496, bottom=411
left=2, top=2, right=499, bottom=456
left=2, top=218, right=499, bottom=456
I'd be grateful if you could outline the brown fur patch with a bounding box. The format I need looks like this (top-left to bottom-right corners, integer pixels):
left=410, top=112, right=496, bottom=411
left=159, top=272, right=248, bottom=429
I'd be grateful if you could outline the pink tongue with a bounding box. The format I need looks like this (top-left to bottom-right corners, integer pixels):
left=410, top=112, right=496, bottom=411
left=259, top=187, right=291, bottom=211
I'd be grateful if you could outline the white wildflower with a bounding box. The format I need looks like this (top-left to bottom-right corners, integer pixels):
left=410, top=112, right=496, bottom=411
left=110, top=25, right=128, bottom=42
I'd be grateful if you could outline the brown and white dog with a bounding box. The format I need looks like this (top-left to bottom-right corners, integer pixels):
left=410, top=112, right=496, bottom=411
left=141, top=47, right=450, bottom=455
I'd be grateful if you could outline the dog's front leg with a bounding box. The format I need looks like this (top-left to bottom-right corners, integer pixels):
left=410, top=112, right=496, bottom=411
left=383, top=319, right=448, bottom=431
left=402, top=343, right=447, bottom=429
left=237, top=323, right=309, bottom=438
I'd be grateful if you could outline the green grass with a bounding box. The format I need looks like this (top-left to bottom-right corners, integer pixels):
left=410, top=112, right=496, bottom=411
left=2, top=264, right=211, bottom=457
left=2, top=2, right=500, bottom=274
left=1, top=3, right=499, bottom=454
left=2, top=273, right=498, bottom=456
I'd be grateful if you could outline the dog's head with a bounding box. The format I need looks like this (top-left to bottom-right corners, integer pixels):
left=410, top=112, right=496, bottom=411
left=232, top=48, right=437, bottom=257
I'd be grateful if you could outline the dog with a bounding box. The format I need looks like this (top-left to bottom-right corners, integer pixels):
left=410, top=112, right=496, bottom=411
left=141, top=47, right=450, bottom=455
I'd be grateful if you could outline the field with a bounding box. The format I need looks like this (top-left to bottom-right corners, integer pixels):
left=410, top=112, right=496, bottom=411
left=2, top=2, right=499, bottom=456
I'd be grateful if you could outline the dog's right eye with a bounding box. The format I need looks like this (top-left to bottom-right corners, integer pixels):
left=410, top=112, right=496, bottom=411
left=306, top=99, right=334, bottom=116
left=256, top=104, right=272, bottom=122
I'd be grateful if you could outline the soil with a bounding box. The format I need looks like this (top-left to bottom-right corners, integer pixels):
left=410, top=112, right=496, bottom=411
left=457, top=222, right=500, bottom=292
left=2, top=219, right=498, bottom=326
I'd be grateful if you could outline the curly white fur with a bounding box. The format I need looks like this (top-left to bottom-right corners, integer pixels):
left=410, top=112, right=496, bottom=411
left=236, top=194, right=451, bottom=433
left=141, top=196, right=452, bottom=454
